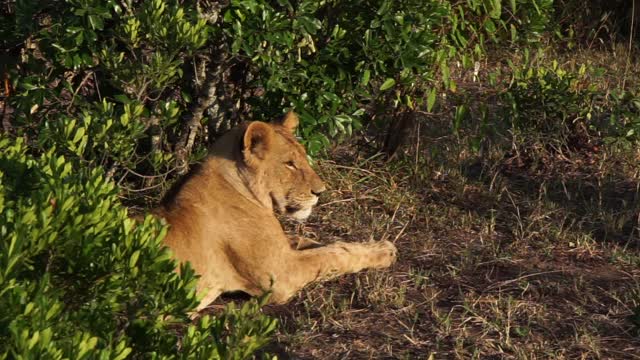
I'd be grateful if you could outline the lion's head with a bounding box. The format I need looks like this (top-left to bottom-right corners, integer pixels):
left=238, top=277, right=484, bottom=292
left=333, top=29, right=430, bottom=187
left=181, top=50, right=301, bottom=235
left=240, top=112, right=326, bottom=221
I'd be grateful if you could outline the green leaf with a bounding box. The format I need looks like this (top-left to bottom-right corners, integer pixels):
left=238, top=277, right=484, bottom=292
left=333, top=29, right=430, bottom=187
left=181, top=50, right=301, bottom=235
left=427, top=88, right=436, bottom=112
left=484, top=19, right=496, bottom=33
left=88, top=15, right=104, bottom=30
left=489, top=0, right=502, bottom=18
left=361, top=70, right=371, bottom=86
left=129, top=250, right=140, bottom=268
left=114, top=95, right=130, bottom=104
left=379, top=78, right=396, bottom=91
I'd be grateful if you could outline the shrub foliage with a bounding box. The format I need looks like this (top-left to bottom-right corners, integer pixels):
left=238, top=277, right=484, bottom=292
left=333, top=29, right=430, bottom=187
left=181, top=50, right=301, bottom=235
left=0, top=137, right=277, bottom=358
left=2, top=0, right=554, bottom=194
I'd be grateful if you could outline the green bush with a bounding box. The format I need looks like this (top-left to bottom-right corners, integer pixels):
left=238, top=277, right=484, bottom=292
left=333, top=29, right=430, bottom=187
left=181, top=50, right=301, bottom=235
left=220, top=0, right=451, bottom=152
left=501, top=58, right=597, bottom=134
left=605, top=90, right=640, bottom=149
left=499, top=54, right=640, bottom=147
left=221, top=0, right=555, bottom=152
left=4, top=0, right=209, bottom=194
left=3, top=0, right=556, bottom=192
left=0, top=137, right=276, bottom=358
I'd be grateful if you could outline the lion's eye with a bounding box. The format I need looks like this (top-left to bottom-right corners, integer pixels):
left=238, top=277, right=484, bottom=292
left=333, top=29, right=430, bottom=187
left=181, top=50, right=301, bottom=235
left=285, top=160, right=296, bottom=169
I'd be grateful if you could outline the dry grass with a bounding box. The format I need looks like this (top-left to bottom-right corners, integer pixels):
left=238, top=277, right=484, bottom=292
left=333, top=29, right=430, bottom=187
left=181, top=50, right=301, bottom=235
left=256, top=125, right=640, bottom=359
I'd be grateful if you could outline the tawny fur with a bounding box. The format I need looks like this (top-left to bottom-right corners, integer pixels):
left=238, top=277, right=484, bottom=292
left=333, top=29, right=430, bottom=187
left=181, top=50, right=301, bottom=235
left=157, top=112, right=397, bottom=312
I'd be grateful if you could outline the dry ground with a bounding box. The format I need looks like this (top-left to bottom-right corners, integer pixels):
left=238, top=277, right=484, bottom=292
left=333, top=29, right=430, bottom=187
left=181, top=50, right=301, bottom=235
left=256, top=130, right=640, bottom=359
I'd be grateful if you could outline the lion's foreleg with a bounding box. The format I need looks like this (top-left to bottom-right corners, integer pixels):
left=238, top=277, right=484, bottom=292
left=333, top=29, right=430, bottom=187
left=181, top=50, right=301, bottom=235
left=270, top=240, right=397, bottom=303
left=288, top=235, right=323, bottom=250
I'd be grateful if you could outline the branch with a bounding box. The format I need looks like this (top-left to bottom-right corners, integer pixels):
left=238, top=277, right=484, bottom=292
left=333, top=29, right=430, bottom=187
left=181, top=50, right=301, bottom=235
left=175, top=56, right=222, bottom=174
left=66, top=71, right=94, bottom=114
left=174, top=2, right=226, bottom=174
left=1, top=70, right=12, bottom=133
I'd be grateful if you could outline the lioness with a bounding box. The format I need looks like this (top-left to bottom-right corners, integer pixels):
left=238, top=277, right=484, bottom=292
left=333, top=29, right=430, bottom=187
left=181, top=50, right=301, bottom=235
left=157, top=112, right=397, bottom=311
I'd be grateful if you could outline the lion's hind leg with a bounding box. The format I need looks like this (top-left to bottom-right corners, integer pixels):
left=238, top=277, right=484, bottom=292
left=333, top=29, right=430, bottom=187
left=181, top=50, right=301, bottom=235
left=191, top=287, right=223, bottom=315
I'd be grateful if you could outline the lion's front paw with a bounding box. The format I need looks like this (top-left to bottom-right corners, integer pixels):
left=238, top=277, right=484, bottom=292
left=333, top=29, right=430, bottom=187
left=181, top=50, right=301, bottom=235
left=371, top=240, right=397, bottom=268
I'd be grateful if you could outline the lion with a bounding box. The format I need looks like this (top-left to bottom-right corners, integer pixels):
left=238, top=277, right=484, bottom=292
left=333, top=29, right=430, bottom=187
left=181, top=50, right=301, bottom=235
left=157, top=112, right=397, bottom=312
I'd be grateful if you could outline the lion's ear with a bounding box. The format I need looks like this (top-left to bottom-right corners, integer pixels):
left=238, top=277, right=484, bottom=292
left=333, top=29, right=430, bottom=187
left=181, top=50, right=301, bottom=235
left=243, top=121, right=273, bottom=161
left=280, top=111, right=299, bottom=134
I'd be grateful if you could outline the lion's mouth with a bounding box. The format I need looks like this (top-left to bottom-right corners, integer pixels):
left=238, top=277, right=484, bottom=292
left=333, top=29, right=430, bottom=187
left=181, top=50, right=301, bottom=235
left=270, top=194, right=304, bottom=215
left=284, top=200, right=314, bottom=222
left=285, top=205, right=302, bottom=214
left=270, top=193, right=316, bottom=221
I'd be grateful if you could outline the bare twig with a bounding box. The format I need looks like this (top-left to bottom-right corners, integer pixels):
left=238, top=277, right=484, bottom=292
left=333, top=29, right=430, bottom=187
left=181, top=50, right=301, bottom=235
left=1, top=70, right=11, bottom=133
left=145, top=115, right=162, bottom=187
left=125, top=165, right=178, bottom=180
left=622, top=0, right=636, bottom=90
left=66, top=71, right=93, bottom=113
left=93, top=71, right=102, bottom=102
left=486, top=270, right=566, bottom=291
